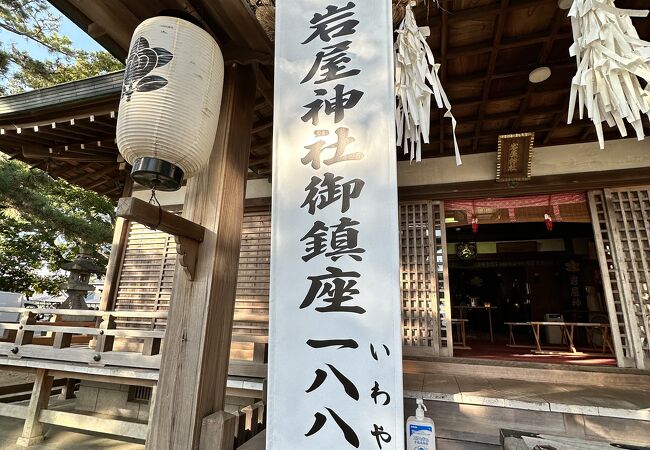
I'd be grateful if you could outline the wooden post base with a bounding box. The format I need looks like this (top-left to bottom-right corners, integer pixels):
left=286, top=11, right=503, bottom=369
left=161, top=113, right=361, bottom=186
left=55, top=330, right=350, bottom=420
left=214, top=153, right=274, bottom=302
left=16, top=435, right=45, bottom=447
left=17, top=368, right=53, bottom=447
left=199, top=411, right=237, bottom=450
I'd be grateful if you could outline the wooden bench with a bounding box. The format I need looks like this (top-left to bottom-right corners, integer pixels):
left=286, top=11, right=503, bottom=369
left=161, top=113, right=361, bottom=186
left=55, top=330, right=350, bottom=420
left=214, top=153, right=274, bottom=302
left=505, top=321, right=614, bottom=355
left=451, top=318, right=470, bottom=350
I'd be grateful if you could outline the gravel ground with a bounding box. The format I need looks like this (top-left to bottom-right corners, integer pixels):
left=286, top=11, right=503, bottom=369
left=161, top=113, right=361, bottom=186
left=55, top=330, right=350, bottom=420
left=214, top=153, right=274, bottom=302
left=0, top=369, right=34, bottom=387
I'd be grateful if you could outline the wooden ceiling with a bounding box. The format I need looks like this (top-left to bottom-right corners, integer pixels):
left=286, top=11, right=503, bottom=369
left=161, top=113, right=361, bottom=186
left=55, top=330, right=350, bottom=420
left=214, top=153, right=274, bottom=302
left=414, top=0, right=650, bottom=160
left=0, top=110, right=125, bottom=197
left=0, top=0, right=648, bottom=197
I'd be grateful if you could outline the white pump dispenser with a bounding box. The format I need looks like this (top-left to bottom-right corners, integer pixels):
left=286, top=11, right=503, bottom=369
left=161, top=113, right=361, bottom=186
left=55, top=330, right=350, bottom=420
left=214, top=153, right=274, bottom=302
left=406, top=398, right=436, bottom=450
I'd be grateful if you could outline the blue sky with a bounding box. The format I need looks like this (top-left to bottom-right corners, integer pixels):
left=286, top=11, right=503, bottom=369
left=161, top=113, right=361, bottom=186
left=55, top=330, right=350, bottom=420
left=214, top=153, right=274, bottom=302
left=0, top=4, right=104, bottom=61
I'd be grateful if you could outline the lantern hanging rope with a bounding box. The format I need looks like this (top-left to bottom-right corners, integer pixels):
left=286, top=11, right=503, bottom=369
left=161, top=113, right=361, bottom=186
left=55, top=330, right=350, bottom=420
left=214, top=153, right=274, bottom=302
left=394, top=2, right=460, bottom=164
left=567, top=0, right=650, bottom=149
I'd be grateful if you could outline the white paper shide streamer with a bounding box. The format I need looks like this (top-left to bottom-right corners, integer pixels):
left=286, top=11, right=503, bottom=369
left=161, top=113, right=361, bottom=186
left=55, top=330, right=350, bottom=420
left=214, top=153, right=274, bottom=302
left=394, top=3, right=461, bottom=164
left=568, top=0, right=650, bottom=148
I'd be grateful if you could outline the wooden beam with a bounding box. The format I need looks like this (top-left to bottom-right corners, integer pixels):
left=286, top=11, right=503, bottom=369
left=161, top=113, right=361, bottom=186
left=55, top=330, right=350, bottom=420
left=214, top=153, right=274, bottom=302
left=21, top=145, right=117, bottom=163
left=0, top=403, right=27, bottom=420
left=39, top=409, right=147, bottom=440
left=252, top=118, right=273, bottom=135
left=117, top=196, right=206, bottom=280
left=59, top=0, right=139, bottom=53
left=190, top=0, right=272, bottom=54
left=417, top=0, right=551, bottom=25
left=453, top=61, right=574, bottom=85
left=446, top=31, right=572, bottom=59
left=222, top=43, right=272, bottom=66
left=398, top=167, right=650, bottom=201
left=452, top=87, right=570, bottom=109
left=543, top=113, right=567, bottom=145
left=472, top=0, right=509, bottom=153
left=255, top=66, right=274, bottom=107
left=71, top=163, right=119, bottom=185
left=147, top=64, right=257, bottom=450
left=512, top=8, right=566, bottom=132
left=47, top=0, right=127, bottom=60
left=116, top=197, right=205, bottom=243
left=439, top=7, right=448, bottom=154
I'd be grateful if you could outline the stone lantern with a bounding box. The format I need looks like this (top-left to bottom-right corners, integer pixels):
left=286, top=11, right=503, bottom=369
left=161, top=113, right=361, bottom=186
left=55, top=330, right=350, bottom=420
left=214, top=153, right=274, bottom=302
left=60, top=250, right=105, bottom=310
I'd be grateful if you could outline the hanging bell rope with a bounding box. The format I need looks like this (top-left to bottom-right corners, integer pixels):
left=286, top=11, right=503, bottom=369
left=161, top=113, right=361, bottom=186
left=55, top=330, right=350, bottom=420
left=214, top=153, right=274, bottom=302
left=567, top=0, right=650, bottom=149
left=394, top=2, right=460, bottom=164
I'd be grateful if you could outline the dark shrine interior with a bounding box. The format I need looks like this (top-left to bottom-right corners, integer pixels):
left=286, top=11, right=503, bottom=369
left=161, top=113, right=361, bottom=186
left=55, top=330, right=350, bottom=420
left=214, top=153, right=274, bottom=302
left=446, top=221, right=615, bottom=366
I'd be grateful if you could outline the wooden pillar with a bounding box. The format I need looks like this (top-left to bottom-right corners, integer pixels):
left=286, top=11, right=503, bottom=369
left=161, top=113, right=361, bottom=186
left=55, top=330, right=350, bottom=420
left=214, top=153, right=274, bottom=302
left=58, top=378, right=77, bottom=400
left=99, top=178, right=133, bottom=312
left=16, top=369, right=53, bottom=447
left=146, top=63, right=257, bottom=450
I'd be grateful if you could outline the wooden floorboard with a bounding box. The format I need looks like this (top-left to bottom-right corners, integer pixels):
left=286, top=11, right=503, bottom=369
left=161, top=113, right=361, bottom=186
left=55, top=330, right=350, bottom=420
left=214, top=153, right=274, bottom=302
left=404, top=357, right=650, bottom=389
left=404, top=369, right=650, bottom=422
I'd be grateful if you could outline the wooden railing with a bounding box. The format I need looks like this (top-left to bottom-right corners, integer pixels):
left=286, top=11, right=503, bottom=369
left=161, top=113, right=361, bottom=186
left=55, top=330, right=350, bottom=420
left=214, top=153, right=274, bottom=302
left=0, top=307, right=268, bottom=446
left=234, top=401, right=265, bottom=449
left=0, top=378, right=72, bottom=403
left=0, top=307, right=165, bottom=371
left=0, top=307, right=271, bottom=376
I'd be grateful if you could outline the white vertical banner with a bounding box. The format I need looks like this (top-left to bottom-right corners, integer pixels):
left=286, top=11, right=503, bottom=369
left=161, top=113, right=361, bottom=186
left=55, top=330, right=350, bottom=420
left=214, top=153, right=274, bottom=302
left=268, top=1, right=403, bottom=449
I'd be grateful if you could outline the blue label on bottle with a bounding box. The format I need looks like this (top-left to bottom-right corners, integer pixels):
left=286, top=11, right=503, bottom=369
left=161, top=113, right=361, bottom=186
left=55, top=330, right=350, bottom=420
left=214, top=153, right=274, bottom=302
left=409, top=424, right=433, bottom=435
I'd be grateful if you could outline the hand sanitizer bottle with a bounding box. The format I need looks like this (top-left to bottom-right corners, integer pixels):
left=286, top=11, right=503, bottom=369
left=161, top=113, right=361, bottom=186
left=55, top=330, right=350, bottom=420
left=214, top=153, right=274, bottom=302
left=406, top=398, right=435, bottom=450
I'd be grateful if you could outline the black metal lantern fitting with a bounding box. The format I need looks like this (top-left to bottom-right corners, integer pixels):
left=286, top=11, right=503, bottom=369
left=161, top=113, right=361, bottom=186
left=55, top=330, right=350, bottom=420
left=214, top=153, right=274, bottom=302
left=131, top=157, right=184, bottom=191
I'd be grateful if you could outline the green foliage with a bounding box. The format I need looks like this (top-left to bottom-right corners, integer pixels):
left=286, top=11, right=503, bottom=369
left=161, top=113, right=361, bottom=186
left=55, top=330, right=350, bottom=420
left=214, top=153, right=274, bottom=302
left=0, top=0, right=123, bottom=94
left=0, top=156, right=115, bottom=297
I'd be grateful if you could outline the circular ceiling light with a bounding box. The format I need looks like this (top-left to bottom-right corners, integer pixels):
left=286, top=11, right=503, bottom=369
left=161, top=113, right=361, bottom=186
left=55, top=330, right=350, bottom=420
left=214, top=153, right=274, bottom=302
left=529, top=66, right=552, bottom=84
left=558, top=0, right=573, bottom=10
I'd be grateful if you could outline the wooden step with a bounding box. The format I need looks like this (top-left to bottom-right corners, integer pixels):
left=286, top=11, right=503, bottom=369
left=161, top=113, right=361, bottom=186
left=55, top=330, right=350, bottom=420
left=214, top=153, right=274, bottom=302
left=404, top=357, right=650, bottom=389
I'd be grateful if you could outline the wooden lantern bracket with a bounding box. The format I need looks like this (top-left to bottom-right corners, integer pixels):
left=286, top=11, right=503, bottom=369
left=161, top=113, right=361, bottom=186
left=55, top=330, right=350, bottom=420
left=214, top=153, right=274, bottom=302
left=116, top=197, right=206, bottom=281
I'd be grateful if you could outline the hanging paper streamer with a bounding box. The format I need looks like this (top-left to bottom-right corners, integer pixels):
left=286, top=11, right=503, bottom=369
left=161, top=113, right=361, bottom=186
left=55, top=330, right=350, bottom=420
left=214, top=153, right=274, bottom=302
left=567, top=0, right=650, bottom=149
left=394, top=3, right=461, bottom=164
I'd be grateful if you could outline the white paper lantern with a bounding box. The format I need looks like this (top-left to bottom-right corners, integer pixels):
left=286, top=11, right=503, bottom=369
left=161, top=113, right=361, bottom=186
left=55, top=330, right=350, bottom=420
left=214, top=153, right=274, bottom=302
left=116, top=15, right=224, bottom=191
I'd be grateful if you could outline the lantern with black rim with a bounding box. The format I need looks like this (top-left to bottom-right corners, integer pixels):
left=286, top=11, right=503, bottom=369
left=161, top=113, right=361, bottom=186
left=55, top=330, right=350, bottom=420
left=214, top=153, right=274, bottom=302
left=116, top=12, right=224, bottom=191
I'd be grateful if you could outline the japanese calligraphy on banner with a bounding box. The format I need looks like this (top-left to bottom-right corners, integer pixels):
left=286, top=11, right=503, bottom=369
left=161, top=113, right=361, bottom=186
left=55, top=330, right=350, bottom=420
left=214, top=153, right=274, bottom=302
left=267, top=1, right=404, bottom=449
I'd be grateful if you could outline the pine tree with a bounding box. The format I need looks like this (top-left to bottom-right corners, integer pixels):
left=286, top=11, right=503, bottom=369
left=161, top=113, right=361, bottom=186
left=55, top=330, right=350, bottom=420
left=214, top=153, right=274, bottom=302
left=0, top=0, right=123, bottom=94
left=0, top=156, right=115, bottom=297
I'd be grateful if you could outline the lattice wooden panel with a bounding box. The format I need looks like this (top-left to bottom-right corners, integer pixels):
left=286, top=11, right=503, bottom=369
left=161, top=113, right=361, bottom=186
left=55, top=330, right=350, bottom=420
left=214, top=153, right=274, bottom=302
left=114, top=221, right=175, bottom=329
left=590, top=188, right=650, bottom=369
left=589, top=191, right=633, bottom=367
left=112, top=209, right=272, bottom=337
left=607, top=187, right=650, bottom=368
left=431, top=200, right=453, bottom=356
left=400, top=202, right=437, bottom=355
left=399, top=201, right=452, bottom=357
left=234, top=210, right=271, bottom=341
